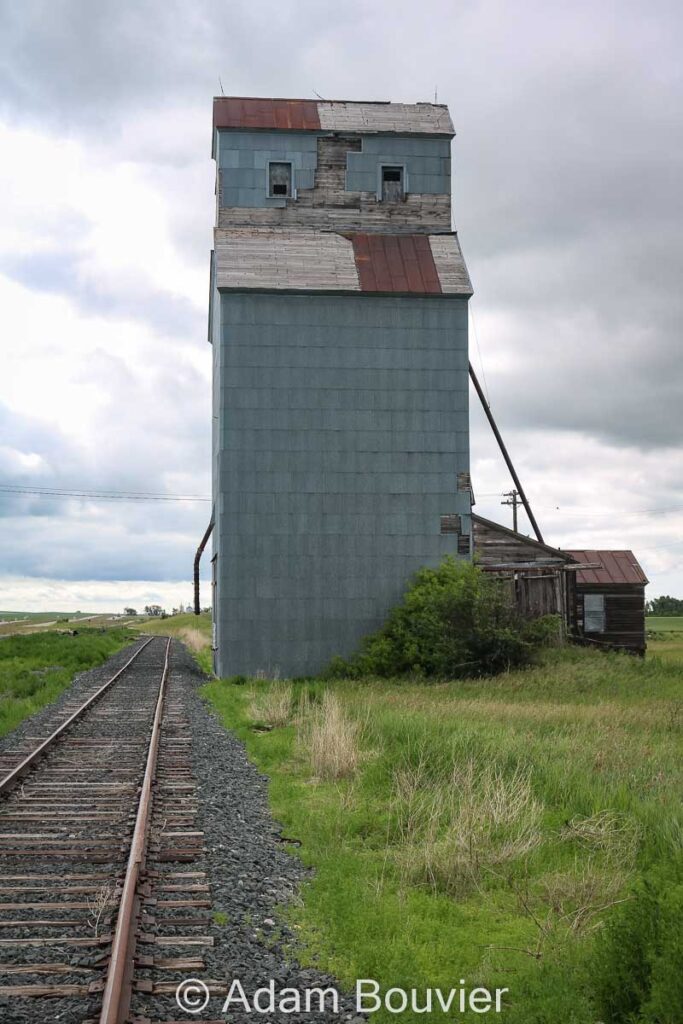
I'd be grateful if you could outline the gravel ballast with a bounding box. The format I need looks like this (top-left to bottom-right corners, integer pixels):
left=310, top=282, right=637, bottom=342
left=133, top=641, right=364, bottom=1023
left=0, top=638, right=365, bottom=1023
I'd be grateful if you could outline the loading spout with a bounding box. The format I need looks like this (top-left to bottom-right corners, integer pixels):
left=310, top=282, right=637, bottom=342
left=193, top=513, right=215, bottom=616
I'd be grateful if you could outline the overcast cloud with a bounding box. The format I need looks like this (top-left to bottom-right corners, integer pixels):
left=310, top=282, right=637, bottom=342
left=1, top=0, right=681, bottom=611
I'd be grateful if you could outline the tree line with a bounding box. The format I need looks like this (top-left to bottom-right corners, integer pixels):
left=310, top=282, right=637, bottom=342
left=646, top=595, right=683, bottom=615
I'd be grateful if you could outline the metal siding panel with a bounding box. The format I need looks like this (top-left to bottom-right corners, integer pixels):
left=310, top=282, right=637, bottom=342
left=214, top=291, right=470, bottom=676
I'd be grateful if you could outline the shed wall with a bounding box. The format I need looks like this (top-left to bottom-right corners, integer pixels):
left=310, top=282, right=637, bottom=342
left=575, top=584, right=646, bottom=654
left=213, top=291, right=470, bottom=677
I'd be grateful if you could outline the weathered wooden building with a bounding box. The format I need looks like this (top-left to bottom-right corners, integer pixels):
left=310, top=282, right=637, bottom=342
left=210, top=98, right=473, bottom=677
left=472, top=520, right=649, bottom=654
left=472, top=514, right=576, bottom=624
left=566, top=550, right=649, bottom=655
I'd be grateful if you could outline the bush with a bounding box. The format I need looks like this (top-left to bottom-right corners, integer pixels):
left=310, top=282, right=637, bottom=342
left=591, top=866, right=683, bottom=1023
left=327, top=557, right=548, bottom=679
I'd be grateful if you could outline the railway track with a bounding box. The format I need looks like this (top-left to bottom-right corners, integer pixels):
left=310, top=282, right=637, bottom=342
left=0, top=635, right=220, bottom=1024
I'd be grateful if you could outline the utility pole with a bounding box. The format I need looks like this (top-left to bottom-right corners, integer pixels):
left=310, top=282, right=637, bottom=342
left=502, top=490, right=520, bottom=533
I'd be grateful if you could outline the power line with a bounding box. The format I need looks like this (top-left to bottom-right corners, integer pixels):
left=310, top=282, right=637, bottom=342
left=533, top=503, right=683, bottom=518
left=475, top=494, right=683, bottom=517
left=0, top=485, right=211, bottom=503
left=2, top=484, right=682, bottom=517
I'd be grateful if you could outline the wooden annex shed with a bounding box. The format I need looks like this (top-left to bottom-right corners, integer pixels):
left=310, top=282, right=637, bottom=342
left=566, top=550, right=649, bottom=655
left=472, top=515, right=576, bottom=628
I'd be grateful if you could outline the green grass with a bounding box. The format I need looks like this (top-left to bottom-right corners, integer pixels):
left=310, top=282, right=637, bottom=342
left=204, top=642, right=683, bottom=1023
left=647, top=615, right=683, bottom=632
left=0, top=628, right=136, bottom=737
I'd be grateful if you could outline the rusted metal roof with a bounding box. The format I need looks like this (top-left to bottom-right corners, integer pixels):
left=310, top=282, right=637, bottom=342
left=566, top=550, right=649, bottom=586
left=213, top=97, right=453, bottom=135
left=213, top=97, right=321, bottom=132
left=349, top=233, right=442, bottom=293
left=214, top=228, right=472, bottom=295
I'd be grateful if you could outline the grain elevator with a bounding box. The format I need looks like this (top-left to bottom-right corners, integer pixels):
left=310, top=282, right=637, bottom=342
left=209, top=97, right=473, bottom=677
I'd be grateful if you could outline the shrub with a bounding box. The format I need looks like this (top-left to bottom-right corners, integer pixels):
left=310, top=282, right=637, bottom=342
left=591, top=866, right=683, bottom=1023
left=327, top=557, right=546, bottom=679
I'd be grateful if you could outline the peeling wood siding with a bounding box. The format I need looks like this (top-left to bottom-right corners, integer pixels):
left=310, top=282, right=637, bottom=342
left=217, top=196, right=451, bottom=233
left=317, top=101, right=454, bottom=135
left=302, top=135, right=362, bottom=208
left=429, top=235, right=472, bottom=294
left=214, top=229, right=361, bottom=292
left=214, top=228, right=470, bottom=294
left=473, top=519, right=567, bottom=567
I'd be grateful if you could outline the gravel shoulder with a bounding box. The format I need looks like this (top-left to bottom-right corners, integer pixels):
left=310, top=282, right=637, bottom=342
left=164, top=641, right=364, bottom=1023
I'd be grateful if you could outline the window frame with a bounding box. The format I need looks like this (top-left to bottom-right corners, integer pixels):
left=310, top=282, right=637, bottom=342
left=266, top=160, right=296, bottom=200
left=377, top=163, right=407, bottom=202
left=583, top=593, right=606, bottom=633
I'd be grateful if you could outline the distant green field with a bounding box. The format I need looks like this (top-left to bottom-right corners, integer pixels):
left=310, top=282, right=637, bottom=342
left=0, top=611, right=98, bottom=622
left=647, top=615, right=683, bottom=631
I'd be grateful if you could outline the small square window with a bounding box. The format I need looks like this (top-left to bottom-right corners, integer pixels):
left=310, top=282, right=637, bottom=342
left=268, top=162, right=293, bottom=198
left=381, top=165, right=405, bottom=202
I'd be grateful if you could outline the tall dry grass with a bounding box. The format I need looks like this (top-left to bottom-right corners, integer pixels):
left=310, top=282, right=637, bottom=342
left=297, top=691, right=363, bottom=780
left=178, top=626, right=210, bottom=653
left=247, top=682, right=293, bottom=728
left=393, top=756, right=543, bottom=896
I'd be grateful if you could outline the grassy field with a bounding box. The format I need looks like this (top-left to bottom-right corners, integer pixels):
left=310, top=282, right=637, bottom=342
left=0, top=611, right=129, bottom=638
left=0, top=610, right=99, bottom=621
left=204, top=640, right=683, bottom=1023
left=0, top=628, right=136, bottom=737
left=647, top=615, right=683, bottom=632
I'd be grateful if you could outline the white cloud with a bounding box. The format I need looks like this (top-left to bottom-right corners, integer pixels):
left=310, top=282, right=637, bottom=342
left=0, top=576, right=202, bottom=614
left=1, top=0, right=682, bottom=607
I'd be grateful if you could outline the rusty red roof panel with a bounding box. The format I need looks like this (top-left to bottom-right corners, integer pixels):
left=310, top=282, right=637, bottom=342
left=566, top=550, right=649, bottom=586
left=349, top=233, right=443, bottom=294
left=213, top=97, right=321, bottom=132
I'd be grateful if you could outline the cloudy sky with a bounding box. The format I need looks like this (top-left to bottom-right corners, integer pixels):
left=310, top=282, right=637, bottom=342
left=1, top=0, right=681, bottom=612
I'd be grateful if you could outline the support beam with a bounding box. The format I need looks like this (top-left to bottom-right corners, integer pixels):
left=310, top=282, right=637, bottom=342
left=469, top=362, right=544, bottom=544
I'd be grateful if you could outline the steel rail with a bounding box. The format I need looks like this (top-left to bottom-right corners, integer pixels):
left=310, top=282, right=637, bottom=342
left=0, top=636, right=156, bottom=796
left=99, top=636, right=172, bottom=1024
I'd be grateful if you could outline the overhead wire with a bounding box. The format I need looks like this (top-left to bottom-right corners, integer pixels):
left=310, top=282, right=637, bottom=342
left=0, top=485, right=211, bottom=503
